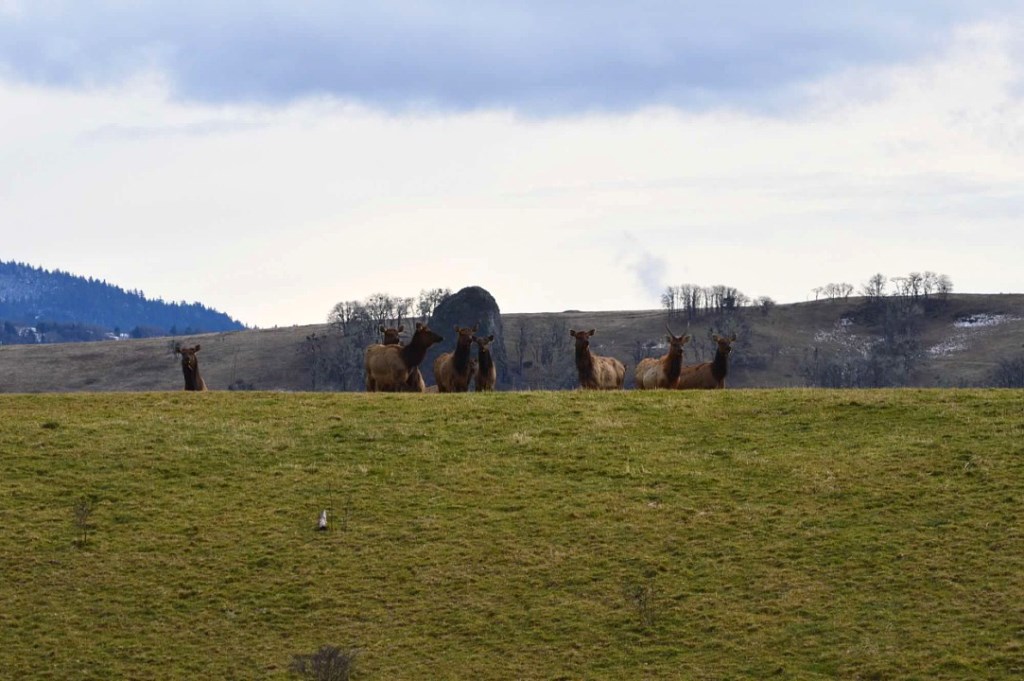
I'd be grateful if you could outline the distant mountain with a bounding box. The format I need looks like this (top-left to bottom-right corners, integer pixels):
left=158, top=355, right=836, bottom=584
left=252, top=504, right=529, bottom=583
left=0, top=260, right=245, bottom=343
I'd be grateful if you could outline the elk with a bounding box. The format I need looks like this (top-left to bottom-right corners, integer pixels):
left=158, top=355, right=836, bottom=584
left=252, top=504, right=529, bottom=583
left=379, top=324, right=425, bottom=391
left=433, top=324, right=478, bottom=393
left=473, top=334, right=497, bottom=391
left=635, top=326, right=691, bottom=389
left=365, top=322, right=443, bottom=392
left=378, top=324, right=403, bottom=346
left=675, top=333, right=737, bottom=390
left=175, top=344, right=207, bottom=391
left=570, top=328, right=625, bottom=390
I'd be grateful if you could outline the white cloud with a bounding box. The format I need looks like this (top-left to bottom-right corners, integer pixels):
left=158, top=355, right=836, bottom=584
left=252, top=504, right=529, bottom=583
left=1, top=21, right=1023, bottom=327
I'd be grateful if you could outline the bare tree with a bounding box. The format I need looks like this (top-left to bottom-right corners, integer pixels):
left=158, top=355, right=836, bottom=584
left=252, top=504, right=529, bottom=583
left=327, top=301, right=366, bottom=335
left=757, top=296, right=776, bottom=316
left=362, top=293, right=396, bottom=329
left=988, top=356, right=1024, bottom=388
left=393, top=296, right=414, bottom=325
left=861, top=273, right=887, bottom=301
left=416, top=288, right=452, bottom=320
left=936, top=274, right=953, bottom=298
left=906, top=272, right=924, bottom=299
left=660, top=286, right=678, bottom=316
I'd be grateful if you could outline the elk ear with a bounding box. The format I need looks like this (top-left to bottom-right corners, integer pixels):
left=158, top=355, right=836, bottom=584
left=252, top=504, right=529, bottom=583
left=730, top=333, right=737, bottom=341
left=454, top=324, right=461, bottom=332
left=712, top=334, right=720, bottom=342
left=589, top=329, right=596, bottom=336
left=487, top=334, right=494, bottom=342
left=378, top=325, right=386, bottom=333
left=194, top=344, right=201, bottom=352
left=472, top=324, right=479, bottom=333
left=683, top=335, right=692, bottom=343
left=570, top=329, right=577, bottom=337
left=397, top=324, right=404, bottom=332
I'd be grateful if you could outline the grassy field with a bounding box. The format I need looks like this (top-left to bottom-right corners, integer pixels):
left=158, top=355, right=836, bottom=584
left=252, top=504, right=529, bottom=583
left=1, top=389, right=1022, bottom=679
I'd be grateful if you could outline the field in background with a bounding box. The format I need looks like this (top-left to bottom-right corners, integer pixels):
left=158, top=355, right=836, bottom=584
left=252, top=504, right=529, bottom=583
left=2, top=294, right=1023, bottom=392
left=1, top=389, right=1022, bottom=679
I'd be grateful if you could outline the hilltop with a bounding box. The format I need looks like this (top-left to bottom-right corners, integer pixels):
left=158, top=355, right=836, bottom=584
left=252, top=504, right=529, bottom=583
left=0, top=260, right=245, bottom=342
left=1, top=293, right=1022, bottom=392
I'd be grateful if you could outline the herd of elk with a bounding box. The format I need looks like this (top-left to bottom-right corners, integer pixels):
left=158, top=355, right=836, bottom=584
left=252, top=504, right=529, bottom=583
left=570, top=328, right=626, bottom=390
left=635, top=326, right=691, bottom=389
left=170, top=323, right=736, bottom=393
left=175, top=344, right=207, bottom=391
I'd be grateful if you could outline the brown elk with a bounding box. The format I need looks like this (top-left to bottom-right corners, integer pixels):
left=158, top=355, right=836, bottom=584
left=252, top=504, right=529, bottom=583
left=175, top=344, right=207, bottom=391
left=365, top=322, right=443, bottom=392
left=379, top=324, right=425, bottom=391
left=634, top=326, right=691, bottom=389
left=378, top=324, right=404, bottom=346
left=473, top=334, right=497, bottom=391
left=675, top=333, right=737, bottom=390
left=570, top=329, right=626, bottom=390
left=434, top=324, right=478, bottom=393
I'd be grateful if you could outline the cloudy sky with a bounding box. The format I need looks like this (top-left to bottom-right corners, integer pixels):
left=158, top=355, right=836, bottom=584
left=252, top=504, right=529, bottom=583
left=2, top=1, right=1022, bottom=328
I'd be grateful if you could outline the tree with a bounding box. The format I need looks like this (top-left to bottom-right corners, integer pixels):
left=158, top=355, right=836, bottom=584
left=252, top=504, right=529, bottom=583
left=362, top=293, right=397, bottom=329
left=988, top=356, right=1024, bottom=388
left=327, top=301, right=366, bottom=335
left=416, top=288, right=452, bottom=320
left=861, top=273, right=887, bottom=301
left=756, top=296, right=776, bottom=316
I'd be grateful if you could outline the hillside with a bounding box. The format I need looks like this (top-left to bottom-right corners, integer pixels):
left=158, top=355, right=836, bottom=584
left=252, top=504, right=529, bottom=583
left=1, top=294, right=1022, bottom=392
left=0, top=260, right=244, bottom=341
left=1, top=390, right=1022, bottom=678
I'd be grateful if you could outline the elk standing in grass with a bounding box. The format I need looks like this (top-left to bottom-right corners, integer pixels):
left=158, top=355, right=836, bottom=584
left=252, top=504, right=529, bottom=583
left=434, top=324, right=478, bottom=393
left=570, top=328, right=626, bottom=390
left=379, top=324, right=426, bottom=392
left=175, top=344, right=207, bottom=391
left=473, top=334, right=497, bottom=391
left=635, top=327, right=691, bottom=389
left=365, top=322, right=443, bottom=392
left=675, top=333, right=737, bottom=390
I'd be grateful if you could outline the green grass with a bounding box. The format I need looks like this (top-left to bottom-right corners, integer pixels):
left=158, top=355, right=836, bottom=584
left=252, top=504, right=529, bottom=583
left=1, top=390, right=1022, bottom=679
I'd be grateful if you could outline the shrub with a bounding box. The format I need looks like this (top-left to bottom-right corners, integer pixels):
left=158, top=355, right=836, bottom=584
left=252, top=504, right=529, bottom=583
left=289, top=645, right=357, bottom=681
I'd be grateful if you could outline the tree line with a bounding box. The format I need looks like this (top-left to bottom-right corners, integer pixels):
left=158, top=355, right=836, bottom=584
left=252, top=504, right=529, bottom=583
left=660, top=284, right=776, bottom=320
left=0, top=260, right=245, bottom=342
left=817, top=271, right=953, bottom=302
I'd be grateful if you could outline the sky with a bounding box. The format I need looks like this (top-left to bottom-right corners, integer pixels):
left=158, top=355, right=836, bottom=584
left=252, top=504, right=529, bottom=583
left=2, top=1, right=1023, bottom=328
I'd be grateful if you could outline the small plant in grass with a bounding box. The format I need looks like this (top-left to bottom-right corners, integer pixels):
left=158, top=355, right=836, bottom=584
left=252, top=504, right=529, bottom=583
left=289, top=645, right=357, bottom=681
left=72, top=497, right=93, bottom=548
left=625, top=580, right=657, bottom=629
